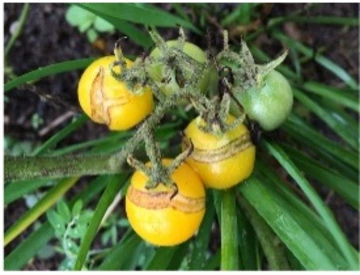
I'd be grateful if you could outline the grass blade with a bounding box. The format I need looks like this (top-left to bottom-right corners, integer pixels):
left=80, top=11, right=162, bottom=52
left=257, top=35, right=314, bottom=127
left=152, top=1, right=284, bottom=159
left=167, top=242, right=189, bottom=270
left=4, top=177, right=79, bottom=246
left=236, top=205, right=257, bottom=270
left=272, top=30, right=359, bottom=89
left=31, top=114, right=88, bottom=156
left=281, top=143, right=359, bottom=209
left=4, top=223, right=54, bottom=270
left=264, top=141, right=358, bottom=270
left=97, top=230, right=142, bottom=270
left=294, top=88, right=358, bottom=149
left=237, top=195, right=290, bottom=270
left=5, top=58, right=95, bottom=92
left=145, top=246, right=178, bottom=270
left=302, top=82, right=358, bottom=112
left=79, top=3, right=200, bottom=33
left=73, top=174, right=129, bottom=270
left=5, top=179, right=51, bottom=205
left=283, top=113, right=357, bottom=169
left=239, top=175, right=348, bottom=270
left=187, top=192, right=215, bottom=270
left=4, top=175, right=109, bottom=270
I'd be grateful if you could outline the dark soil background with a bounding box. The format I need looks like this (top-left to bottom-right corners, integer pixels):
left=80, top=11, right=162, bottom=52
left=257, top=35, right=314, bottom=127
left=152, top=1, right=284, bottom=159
left=4, top=3, right=359, bottom=270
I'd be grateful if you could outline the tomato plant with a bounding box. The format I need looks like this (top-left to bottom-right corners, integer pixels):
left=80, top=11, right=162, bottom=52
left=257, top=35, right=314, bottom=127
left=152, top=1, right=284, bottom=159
left=77, top=56, right=154, bottom=130
left=183, top=115, right=256, bottom=189
left=125, top=159, right=205, bottom=246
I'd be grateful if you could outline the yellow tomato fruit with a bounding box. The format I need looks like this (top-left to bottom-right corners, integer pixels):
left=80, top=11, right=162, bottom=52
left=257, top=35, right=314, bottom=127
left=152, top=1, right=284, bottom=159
left=183, top=115, right=256, bottom=189
left=77, top=56, right=154, bottom=130
left=126, top=159, right=206, bottom=246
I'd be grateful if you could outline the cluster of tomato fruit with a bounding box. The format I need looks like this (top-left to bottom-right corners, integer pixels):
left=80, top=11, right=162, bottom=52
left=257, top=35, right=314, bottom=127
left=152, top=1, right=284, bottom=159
left=78, top=38, right=292, bottom=247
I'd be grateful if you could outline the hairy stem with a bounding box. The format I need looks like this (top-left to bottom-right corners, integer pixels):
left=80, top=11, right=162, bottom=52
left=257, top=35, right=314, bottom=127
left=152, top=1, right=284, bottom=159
left=5, top=155, right=115, bottom=182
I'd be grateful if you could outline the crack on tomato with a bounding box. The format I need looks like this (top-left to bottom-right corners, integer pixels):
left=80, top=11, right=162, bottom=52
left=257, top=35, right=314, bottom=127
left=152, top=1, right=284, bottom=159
left=90, top=66, right=131, bottom=127
left=187, top=132, right=254, bottom=163
left=127, top=185, right=205, bottom=213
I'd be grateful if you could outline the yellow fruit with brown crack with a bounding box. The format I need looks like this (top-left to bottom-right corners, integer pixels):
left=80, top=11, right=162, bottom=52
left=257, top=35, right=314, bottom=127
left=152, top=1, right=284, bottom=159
left=126, top=159, right=205, bottom=246
left=77, top=56, right=154, bottom=130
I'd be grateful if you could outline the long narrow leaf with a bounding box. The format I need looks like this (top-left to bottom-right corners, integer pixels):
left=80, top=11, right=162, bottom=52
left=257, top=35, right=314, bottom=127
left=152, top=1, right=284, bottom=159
left=272, top=30, right=358, bottom=89
left=5, top=58, right=95, bottom=92
left=239, top=176, right=349, bottom=270
left=78, top=3, right=200, bottom=33
left=187, top=192, right=215, bottom=270
left=281, top=143, right=359, bottom=209
left=73, top=174, right=129, bottom=270
left=294, top=88, right=358, bottom=149
left=302, top=82, right=358, bottom=112
left=264, top=141, right=358, bottom=270
left=4, top=177, right=79, bottom=246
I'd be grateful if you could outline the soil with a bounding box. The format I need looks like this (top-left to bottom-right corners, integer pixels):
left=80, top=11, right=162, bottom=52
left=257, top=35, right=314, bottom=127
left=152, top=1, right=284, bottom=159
left=4, top=3, right=359, bottom=270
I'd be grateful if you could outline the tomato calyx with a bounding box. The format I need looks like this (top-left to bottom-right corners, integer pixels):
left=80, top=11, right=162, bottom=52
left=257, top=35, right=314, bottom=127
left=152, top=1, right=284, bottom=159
left=127, top=125, right=194, bottom=199
left=217, top=31, right=288, bottom=94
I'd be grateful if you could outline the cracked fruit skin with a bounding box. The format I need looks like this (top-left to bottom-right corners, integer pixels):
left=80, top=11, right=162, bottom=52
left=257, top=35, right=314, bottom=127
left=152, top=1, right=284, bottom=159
left=78, top=56, right=154, bottom=131
left=149, top=40, right=211, bottom=102
left=126, top=159, right=206, bottom=246
left=231, top=70, right=293, bottom=131
left=183, top=115, right=256, bottom=189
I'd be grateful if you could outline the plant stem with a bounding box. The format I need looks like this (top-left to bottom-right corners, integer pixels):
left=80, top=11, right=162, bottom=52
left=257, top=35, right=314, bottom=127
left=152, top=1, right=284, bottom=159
left=237, top=193, right=290, bottom=270
left=5, top=155, right=117, bottom=182
left=5, top=95, right=177, bottom=182
left=5, top=3, right=30, bottom=59
left=220, top=188, right=239, bottom=270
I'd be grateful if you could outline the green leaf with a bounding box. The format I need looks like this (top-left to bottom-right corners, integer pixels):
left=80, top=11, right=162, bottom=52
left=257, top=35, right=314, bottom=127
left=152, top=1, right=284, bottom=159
left=237, top=195, right=290, bottom=270
left=293, top=88, right=358, bottom=149
left=145, top=246, right=178, bottom=270
left=5, top=179, right=51, bottom=205
left=236, top=205, right=257, bottom=270
left=94, top=16, right=115, bottom=32
left=97, top=230, right=143, bottom=270
left=65, top=5, right=95, bottom=27
left=4, top=175, right=108, bottom=270
left=72, top=200, right=83, bottom=217
left=280, top=143, right=359, bottom=209
left=272, top=30, right=359, bottom=90
left=86, top=28, right=98, bottom=43
left=302, top=82, right=358, bottom=112
left=239, top=176, right=349, bottom=270
left=204, top=249, right=221, bottom=270
left=264, top=141, right=358, bottom=270
left=284, top=113, right=357, bottom=169
left=4, top=177, right=79, bottom=246
left=31, top=115, right=88, bottom=156
left=4, top=223, right=54, bottom=270
left=167, top=242, right=189, bottom=270
left=46, top=209, right=66, bottom=235
left=57, top=200, right=72, bottom=223
left=78, top=18, right=93, bottom=33
left=73, top=174, right=129, bottom=270
left=187, top=192, right=216, bottom=270
left=4, top=58, right=96, bottom=92
left=78, top=3, right=200, bottom=34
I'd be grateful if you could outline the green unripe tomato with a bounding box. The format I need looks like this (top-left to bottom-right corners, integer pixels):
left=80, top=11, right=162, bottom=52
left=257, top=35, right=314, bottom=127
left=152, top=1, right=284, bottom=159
left=148, top=40, right=211, bottom=103
left=231, top=70, right=293, bottom=131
